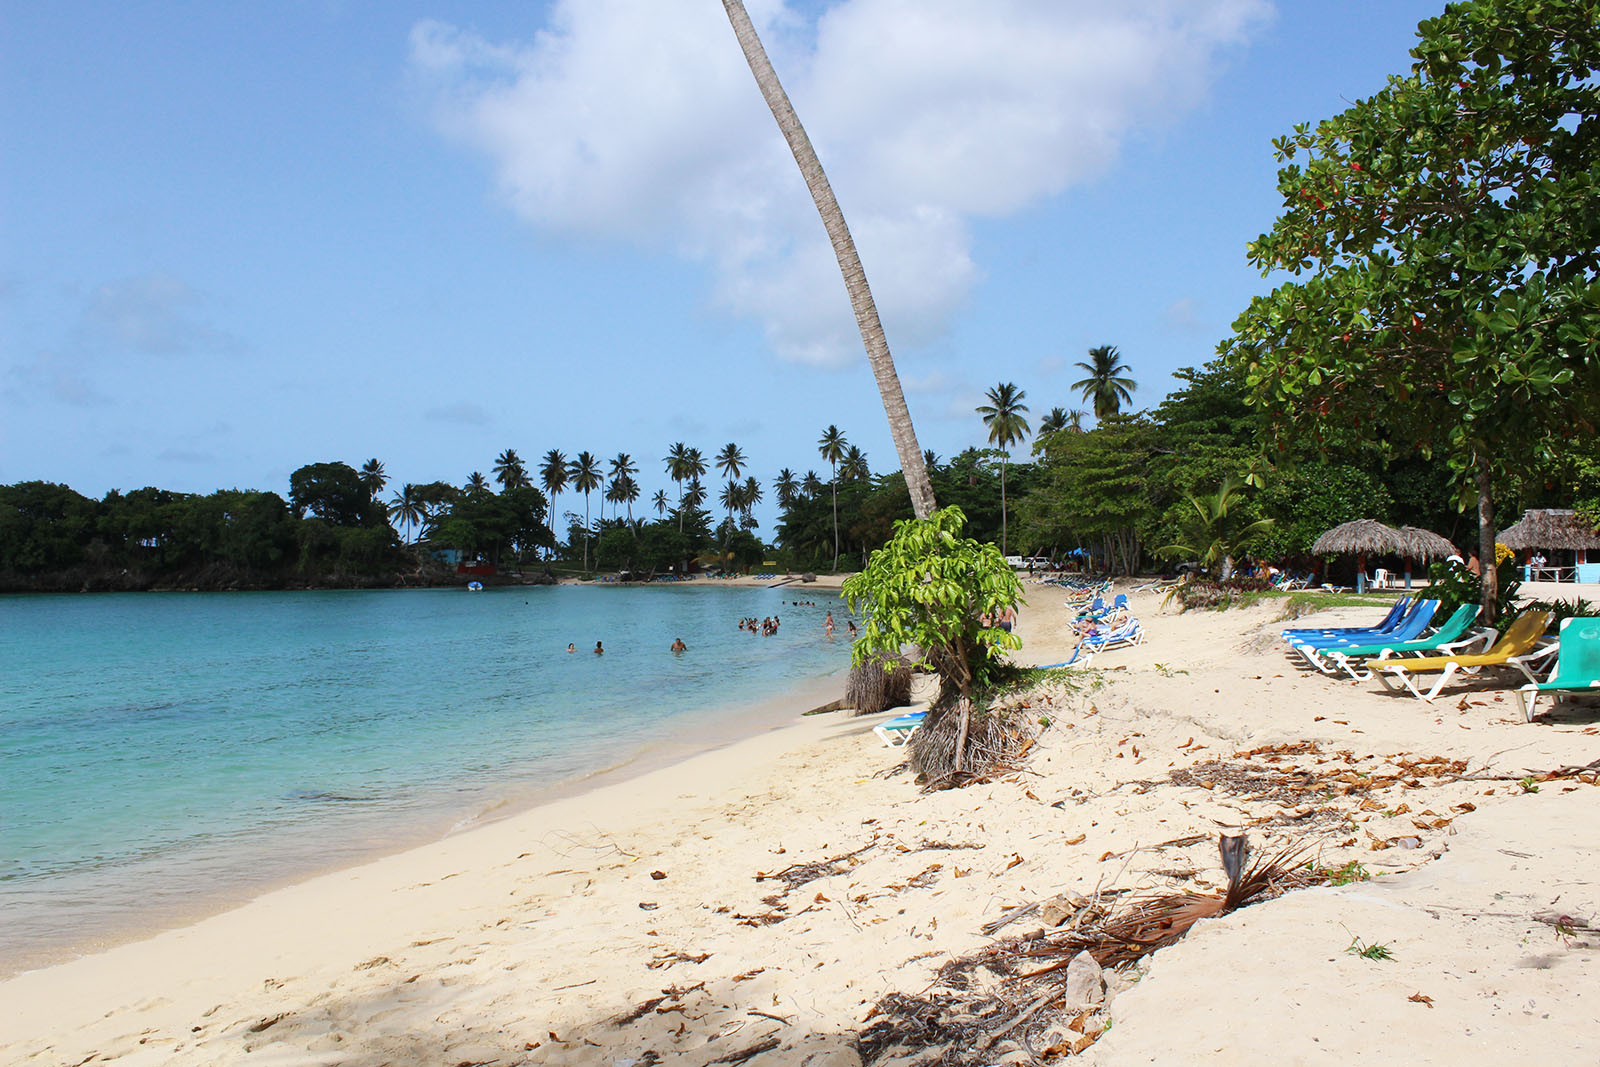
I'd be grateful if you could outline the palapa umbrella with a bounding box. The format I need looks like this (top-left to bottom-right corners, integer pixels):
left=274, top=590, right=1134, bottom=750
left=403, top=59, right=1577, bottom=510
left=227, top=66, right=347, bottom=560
left=1311, top=519, right=1405, bottom=592
left=1394, top=526, right=1457, bottom=588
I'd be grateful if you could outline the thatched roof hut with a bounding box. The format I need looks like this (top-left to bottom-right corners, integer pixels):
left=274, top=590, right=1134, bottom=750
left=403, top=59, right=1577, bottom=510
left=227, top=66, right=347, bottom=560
left=1497, top=509, right=1600, bottom=551
left=1311, top=519, right=1403, bottom=556
left=1395, top=526, right=1457, bottom=562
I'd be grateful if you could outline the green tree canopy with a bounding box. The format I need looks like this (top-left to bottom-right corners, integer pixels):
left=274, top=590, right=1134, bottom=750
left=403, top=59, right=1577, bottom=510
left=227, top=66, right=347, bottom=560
left=1222, top=0, right=1600, bottom=616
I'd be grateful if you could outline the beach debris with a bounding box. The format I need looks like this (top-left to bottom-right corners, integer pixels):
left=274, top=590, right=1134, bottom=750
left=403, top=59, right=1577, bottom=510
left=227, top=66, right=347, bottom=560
left=757, top=842, right=875, bottom=890
left=651, top=870, right=668, bottom=880
left=707, top=1036, right=781, bottom=1064
left=1062, top=951, right=1105, bottom=1009
left=647, top=950, right=712, bottom=970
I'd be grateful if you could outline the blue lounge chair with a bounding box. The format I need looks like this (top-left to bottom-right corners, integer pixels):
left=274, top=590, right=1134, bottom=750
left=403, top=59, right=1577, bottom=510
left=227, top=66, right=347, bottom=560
left=1283, top=597, right=1410, bottom=642
left=1289, top=600, right=1436, bottom=653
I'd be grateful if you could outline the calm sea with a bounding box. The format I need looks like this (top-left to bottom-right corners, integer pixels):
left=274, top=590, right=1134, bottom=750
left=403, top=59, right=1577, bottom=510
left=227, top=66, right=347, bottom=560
left=0, top=584, right=851, bottom=972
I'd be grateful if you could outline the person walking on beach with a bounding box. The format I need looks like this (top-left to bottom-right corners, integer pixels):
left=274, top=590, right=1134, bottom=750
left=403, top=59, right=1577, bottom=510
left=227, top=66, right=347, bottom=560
left=594, top=641, right=604, bottom=655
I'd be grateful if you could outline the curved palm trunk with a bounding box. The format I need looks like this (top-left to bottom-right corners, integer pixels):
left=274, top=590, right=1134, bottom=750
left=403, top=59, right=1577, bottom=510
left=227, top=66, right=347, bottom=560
left=831, top=463, right=840, bottom=571
left=722, top=0, right=935, bottom=520
left=1000, top=456, right=1008, bottom=557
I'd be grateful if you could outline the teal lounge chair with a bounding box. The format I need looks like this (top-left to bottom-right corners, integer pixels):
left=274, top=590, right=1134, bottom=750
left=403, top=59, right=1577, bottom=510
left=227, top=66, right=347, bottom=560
left=1514, top=617, right=1600, bottom=722
left=873, top=710, right=926, bottom=747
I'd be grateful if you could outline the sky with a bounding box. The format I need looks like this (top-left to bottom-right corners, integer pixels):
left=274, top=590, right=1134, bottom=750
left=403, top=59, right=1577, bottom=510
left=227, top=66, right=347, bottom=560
left=3, top=0, right=1450, bottom=534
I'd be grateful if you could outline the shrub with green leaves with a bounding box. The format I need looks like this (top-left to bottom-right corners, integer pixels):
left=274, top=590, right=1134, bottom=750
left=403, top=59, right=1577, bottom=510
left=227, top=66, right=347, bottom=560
left=842, top=505, right=1022, bottom=701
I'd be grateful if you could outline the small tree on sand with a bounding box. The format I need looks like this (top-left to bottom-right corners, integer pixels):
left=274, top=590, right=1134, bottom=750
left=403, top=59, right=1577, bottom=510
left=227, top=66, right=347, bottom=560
left=843, top=506, right=1023, bottom=783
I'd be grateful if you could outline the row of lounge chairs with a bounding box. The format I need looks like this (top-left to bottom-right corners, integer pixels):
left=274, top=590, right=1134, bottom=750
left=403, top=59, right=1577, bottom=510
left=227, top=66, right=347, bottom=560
left=1284, top=596, right=1600, bottom=720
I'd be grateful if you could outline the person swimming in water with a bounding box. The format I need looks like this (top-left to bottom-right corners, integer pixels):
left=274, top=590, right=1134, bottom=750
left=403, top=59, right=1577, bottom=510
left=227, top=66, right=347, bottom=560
left=671, top=637, right=687, bottom=652
left=567, top=643, right=576, bottom=653
left=594, top=641, right=604, bottom=655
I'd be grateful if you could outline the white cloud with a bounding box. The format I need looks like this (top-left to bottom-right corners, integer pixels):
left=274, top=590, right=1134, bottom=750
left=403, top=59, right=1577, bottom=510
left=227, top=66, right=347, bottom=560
left=411, top=0, right=1268, bottom=366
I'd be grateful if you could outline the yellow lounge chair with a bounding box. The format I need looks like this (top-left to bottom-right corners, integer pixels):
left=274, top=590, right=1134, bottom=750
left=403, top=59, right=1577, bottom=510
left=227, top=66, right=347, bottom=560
left=1370, top=610, right=1555, bottom=702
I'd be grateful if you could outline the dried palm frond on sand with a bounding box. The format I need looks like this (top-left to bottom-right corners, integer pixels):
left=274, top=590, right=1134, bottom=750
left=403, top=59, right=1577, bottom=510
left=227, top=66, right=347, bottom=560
left=856, top=834, right=1314, bottom=1064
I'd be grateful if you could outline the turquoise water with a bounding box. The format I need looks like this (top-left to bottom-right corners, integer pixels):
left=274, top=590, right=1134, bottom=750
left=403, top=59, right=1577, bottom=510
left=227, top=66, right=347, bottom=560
left=0, top=585, right=850, bottom=970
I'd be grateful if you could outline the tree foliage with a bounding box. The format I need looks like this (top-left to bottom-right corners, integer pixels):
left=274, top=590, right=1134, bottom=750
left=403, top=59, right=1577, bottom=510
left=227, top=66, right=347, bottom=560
left=1222, top=0, right=1600, bottom=616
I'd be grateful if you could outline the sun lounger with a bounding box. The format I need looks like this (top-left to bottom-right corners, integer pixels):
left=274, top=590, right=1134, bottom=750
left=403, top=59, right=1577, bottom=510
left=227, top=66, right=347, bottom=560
left=1290, top=600, right=1439, bottom=655
left=1370, top=610, right=1555, bottom=702
left=1514, top=617, right=1600, bottom=722
left=1282, top=597, right=1411, bottom=642
left=873, top=710, right=926, bottom=747
left=1310, top=604, right=1488, bottom=679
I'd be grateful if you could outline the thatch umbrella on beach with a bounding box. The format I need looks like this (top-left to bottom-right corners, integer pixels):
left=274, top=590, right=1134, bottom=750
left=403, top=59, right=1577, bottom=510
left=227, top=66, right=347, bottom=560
left=1310, top=519, right=1404, bottom=592
left=1498, top=509, right=1600, bottom=551
left=1393, top=526, right=1458, bottom=588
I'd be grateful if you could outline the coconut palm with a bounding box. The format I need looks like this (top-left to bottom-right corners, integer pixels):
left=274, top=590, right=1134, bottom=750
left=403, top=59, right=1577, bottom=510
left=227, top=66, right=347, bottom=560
left=818, top=425, right=847, bottom=570
left=682, top=477, right=707, bottom=514
left=715, top=443, right=746, bottom=529
left=387, top=483, right=423, bottom=544
left=682, top=448, right=708, bottom=531
left=721, top=0, right=934, bottom=519
left=569, top=451, right=603, bottom=571
left=923, top=450, right=941, bottom=475
left=665, top=442, right=692, bottom=525
left=618, top=473, right=640, bottom=525
left=358, top=458, right=387, bottom=497
left=539, top=450, right=568, bottom=558
left=741, top=475, right=762, bottom=529
left=1156, top=477, right=1275, bottom=579
left=493, top=448, right=528, bottom=491
left=977, top=382, right=1031, bottom=555
left=607, top=453, right=637, bottom=522
left=466, top=471, right=490, bottom=494
left=1072, top=345, right=1136, bottom=420
left=1068, top=409, right=1088, bottom=432
left=841, top=444, right=869, bottom=483
left=802, top=470, right=824, bottom=498
left=1038, top=408, right=1069, bottom=435
left=774, top=468, right=799, bottom=509
left=652, top=489, right=671, bottom=517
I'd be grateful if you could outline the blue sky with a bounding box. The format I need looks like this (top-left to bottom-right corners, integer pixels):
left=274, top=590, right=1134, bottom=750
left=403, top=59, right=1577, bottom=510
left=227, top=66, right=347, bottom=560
left=3, top=0, right=1446, bottom=533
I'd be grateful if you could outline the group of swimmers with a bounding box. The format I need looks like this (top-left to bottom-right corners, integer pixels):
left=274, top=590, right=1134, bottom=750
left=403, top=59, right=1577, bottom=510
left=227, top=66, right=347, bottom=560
left=739, top=616, right=781, bottom=636
left=565, top=638, right=690, bottom=654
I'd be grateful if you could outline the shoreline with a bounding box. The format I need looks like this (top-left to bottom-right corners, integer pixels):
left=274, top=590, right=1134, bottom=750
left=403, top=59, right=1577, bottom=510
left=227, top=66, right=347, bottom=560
left=6, top=583, right=1600, bottom=1064
left=0, top=662, right=850, bottom=981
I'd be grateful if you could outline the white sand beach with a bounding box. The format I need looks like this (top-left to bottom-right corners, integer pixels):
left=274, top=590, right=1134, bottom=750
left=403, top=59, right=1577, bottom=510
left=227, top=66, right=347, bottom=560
left=5, top=583, right=1600, bottom=1065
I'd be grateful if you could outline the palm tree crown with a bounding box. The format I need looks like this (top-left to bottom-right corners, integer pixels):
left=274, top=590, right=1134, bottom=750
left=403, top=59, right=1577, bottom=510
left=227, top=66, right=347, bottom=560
left=387, top=484, right=423, bottom=543
left=817, top=425, right=848, bottom=571
left=569, top=451, right=603, bottom=571
left=358, top=458, right=387, bottom=496
left=977, top=382, right=1031, bottom=556
left=1072, top=345, right=1136, bottom=420
left=493, top=448, right=529, bottom=491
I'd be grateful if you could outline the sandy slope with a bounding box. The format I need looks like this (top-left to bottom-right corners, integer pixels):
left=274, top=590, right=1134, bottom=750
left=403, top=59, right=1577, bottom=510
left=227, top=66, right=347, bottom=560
left=4, top=583, right=1600, bottom=1065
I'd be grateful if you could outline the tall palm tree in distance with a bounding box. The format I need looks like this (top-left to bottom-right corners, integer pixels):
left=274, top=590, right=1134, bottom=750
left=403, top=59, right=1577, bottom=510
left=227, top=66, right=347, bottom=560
left=493, top=448, right=528, bottom=491
left=684, top=447, right=708, bottom=532
left=840, top=444, right=869, bottom=483
left=652, top=489, right=670, bottom=518
left=609, top=453, right=637, bottom=522
left=665, top=443, right=691, bottom=525
left=682, top=477, right=707, bottom=516
left=817, top=425, right=847, bottom=570
left=741, top=475, right=762, bottom=529
left=1068, top=409, right=1088, bottom=432
left=1038, top=408, right=1069, bottom=435
left=539, top=450, right=568, bottom=559
left=977, top=381, right=1031, bottom=556
left=774, top=468, right=798, bottom=509
left=387, top=484, right=422, bottom=544
left=721, top=0, right=935, bottom=520
left=1073, top=345, right=1136, bottom=420
left=802, top=471, right=824, bottom=498
left=358, top=458, right=387, bottom=497
left=466, top=471, right=490, bottom=494
left=923, top=449, right=941, bottom=474
left=569, top=451, right=602, bottom=571
left=715, top=443, right=746, bottom=531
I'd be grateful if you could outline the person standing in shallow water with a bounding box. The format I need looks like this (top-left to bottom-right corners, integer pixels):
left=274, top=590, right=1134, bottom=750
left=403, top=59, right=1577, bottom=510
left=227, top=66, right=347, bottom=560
left=671, top=637, right=687, bottom=652
left=567, top=643, right=576, bottom=653
left=594, top=641, right=604, bottom=655
left=824, top=611, right=835, bottom=636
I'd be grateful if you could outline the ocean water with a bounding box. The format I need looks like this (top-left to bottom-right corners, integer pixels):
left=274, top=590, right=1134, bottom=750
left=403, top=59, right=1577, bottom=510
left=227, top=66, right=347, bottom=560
left=0, top=585, right=851, bottom=971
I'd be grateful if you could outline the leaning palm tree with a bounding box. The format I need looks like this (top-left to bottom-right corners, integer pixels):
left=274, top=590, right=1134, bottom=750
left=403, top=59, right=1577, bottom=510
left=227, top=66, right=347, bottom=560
left=652, top=489, right=671, bottom=518
left=387, top=483, right=423, bottom=544
left=569, top=451, right=603, bottom=571
left=977, top=382, right=1031, bottom=556
left=1073, top=345, right=1136, bottom=420
left=721, top=1, right=934, bottom=520
left=358, top=458, right=387, bottom=497
left=493, top=448, right=528, bottom=491
left=818, top=425, right=847, bottom=570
